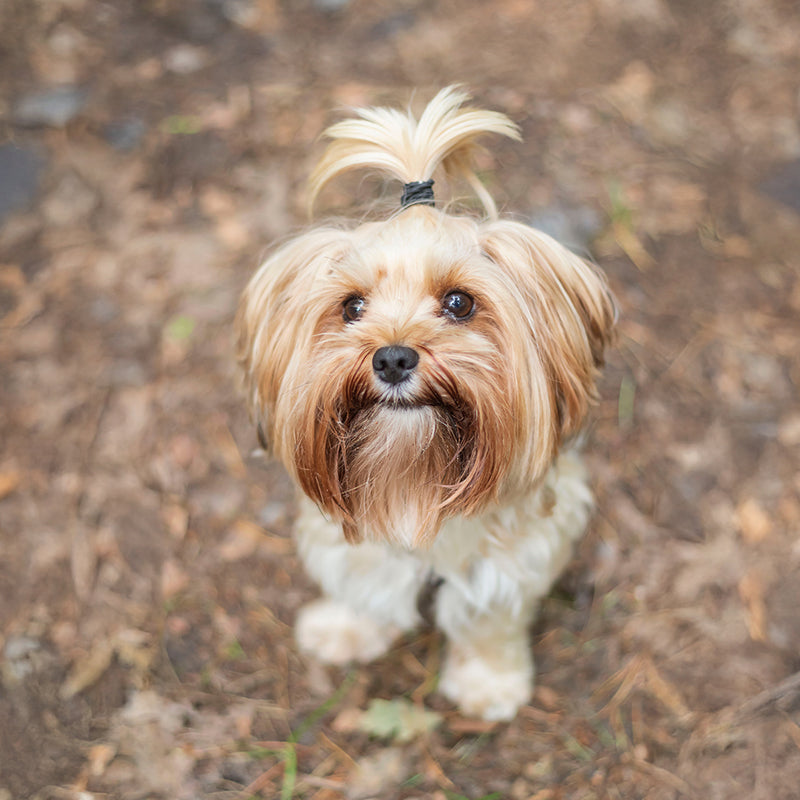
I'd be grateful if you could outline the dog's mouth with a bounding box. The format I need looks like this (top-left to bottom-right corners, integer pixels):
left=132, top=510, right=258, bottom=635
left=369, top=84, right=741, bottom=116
left=377, top=396, right=433, bottom=410
left=374, top=376, right=458, bottom=413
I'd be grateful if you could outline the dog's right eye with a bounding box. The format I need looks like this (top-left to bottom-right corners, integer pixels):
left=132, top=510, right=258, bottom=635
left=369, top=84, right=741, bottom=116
left=342, top=296, right=365, bottom=323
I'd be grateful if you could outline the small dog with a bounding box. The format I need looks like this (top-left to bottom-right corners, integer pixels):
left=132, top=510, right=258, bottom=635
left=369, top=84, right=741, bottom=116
left=236, top=87, right=615, bottom=720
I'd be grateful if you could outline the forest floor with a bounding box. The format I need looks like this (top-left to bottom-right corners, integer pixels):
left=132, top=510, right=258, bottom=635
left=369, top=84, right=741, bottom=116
left=1, top=1, right=800, bottom=798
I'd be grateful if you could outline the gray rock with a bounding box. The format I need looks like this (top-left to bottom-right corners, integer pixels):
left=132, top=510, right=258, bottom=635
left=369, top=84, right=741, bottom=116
left=104, top=118, right=146, bottom=151
left=12, top=85, right=89, bottom=128
left=0, top=143, right=44, bottom=223
left=313, top=0, right=350, bottom=11
left=760, top=159, right=800, bottom=213
left=369, top=10, right=416, bottom=38
left=42, top=172, right=98, bottom=227
left=163, top=44, right=208, bottom=74
left=3, top=636, right=42, bottom=681
left=529, top=203, right=604, bottom=256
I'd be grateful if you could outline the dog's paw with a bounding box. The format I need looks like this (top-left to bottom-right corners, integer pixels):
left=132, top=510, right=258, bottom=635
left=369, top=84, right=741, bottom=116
left=439, top=647, right=533, bottom=721
left=295, top=598, right=400, bottom=665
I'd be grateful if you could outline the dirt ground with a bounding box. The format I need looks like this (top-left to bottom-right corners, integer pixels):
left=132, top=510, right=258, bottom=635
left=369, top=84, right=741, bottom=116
left=1, top=1, right=799, bottom=798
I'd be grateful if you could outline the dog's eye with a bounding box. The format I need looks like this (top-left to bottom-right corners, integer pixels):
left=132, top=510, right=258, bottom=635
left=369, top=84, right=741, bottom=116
left=442, top=291, right=474, bottom=321
left=342, top=296, right=366, bottom=322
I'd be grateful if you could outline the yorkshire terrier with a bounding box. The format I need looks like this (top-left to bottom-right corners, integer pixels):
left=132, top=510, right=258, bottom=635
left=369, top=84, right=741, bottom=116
left=236, top=87, right=615, bottom=720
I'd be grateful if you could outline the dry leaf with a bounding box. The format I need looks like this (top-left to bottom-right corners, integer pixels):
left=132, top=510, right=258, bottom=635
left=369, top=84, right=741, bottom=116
left=739, top=570, right=768, bottom=642
left=534, top=684, right=562, bottom=711
left=60, top=640, right=115, bottom=699
left=218, top=519, right=265, bottom=561
left=357, top=698, right=442, bottom=743
left=70, top=524, right=97, bottom=602
left=161, top=559, right=190, bottom=601
left=88, top=743, right=117, bottom=777
left=736, top=498, right=772, bottom=544
left=0, top=470, right=21, bottom=500
left=211, top=419, right=247, bottom=479
left=331, top=707, right=364, bottom=735
left=161, top=502, right=189, bottom=540
left=347, top=747, right=411, bottom=800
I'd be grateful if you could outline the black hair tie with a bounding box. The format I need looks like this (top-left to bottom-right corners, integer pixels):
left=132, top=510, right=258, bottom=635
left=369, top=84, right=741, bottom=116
left=400, top=179, right=435, bottom=209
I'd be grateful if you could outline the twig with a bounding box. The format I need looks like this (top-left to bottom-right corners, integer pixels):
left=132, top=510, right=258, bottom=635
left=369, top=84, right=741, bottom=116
left=243, top=760, right=284, bottom=796
left=734, top=670, right=800, bottom=721
left=632, top=757, right=694, bottom=797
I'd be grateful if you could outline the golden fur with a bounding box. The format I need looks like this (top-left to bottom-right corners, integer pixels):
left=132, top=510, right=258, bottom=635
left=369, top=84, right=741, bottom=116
left=236, top=87, right=615, bottom=549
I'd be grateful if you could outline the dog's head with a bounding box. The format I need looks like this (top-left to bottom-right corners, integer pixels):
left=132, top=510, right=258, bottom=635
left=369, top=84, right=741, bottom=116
left=237, top=88, right=615, bottom=547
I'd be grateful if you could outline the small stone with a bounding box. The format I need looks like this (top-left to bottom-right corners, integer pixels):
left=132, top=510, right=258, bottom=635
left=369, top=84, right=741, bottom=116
left=104, top=117, right=146, bottom=151
left=258, top=501, right=288, bottom=529
left=42, top=172, right=98, bottom=227
left=163, top=44, right=208, bottom=75
left=760, top=159, right=800, bottom=213
left=0, top=144, right=44, bottom=223
left=3, top=636, right=42, bottom=681
left=347, top=748, right=411, bottom=800
left=529, top=204, right=603, bottom=255
left=369, top=11, right=416, bottom=39
left=12, top=85, right=89, bottom=127
left=314, top=0, right=350, bottom=10
left=219, top=0, right=260, bottom=27
left=4, top=635, right=41, bottom=662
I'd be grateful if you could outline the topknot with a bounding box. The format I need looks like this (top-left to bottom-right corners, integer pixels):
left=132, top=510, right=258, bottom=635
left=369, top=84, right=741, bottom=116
left=308, top=86, right=521, bottom=219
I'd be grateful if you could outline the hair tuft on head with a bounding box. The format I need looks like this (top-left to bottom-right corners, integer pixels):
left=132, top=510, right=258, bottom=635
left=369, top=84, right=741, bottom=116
left=308, top=86, right=521, bottom=218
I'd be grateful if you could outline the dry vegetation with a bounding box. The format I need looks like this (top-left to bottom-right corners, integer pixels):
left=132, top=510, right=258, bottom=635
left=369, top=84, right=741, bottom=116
left=1, top=1, right=799, bottom=798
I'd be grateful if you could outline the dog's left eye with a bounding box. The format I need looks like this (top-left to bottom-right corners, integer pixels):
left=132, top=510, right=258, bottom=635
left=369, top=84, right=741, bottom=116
left=442, top=291, right=474, bottom=320
left=342, top=296, right=366, bottom=322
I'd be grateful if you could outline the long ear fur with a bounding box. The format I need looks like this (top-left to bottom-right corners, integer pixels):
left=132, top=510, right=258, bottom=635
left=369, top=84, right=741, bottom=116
left=236, top=227, right=353, bottom=433
left=308, top=86, right=521, bottom=218
left=480, top=221, right=617, bottom=438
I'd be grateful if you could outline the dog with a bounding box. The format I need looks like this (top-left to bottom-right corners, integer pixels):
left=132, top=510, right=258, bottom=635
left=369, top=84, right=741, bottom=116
left=236, top=87, right=615, bottom=720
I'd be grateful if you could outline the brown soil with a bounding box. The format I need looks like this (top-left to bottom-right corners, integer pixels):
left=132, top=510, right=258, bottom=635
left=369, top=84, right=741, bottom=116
left=1, top=1, right=799, bottom=798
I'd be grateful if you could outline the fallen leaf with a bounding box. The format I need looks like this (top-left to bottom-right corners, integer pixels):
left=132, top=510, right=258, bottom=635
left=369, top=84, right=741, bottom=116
left=60, top=640, right=115, bottom=699
left=331, top=706, right=363, bottom=735
left=736, top=498, right=772, bottom=544
left=739, top=570, right=768, bottom=642
left=88, top=743, right=117, bottom=777
left=211, top=419, right=247, bottom=478
left=347, top=747, right=411, bottom=800
left=0, top=470, right=21, bottom=500
left=161, top=559, right=190, bottom=601
left=357, top=698, right=442, bottom=743
left=218, top=519, right=265, bottom=561
left=534, top=684, right=562, bottom=711
left=70, top=524, right=97, bottom=602
left=161, top=502, right=189, bottom=540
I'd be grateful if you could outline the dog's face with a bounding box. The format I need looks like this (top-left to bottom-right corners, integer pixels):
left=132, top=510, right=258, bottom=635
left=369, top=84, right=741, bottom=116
left=238, top=206, right=615, bottom=547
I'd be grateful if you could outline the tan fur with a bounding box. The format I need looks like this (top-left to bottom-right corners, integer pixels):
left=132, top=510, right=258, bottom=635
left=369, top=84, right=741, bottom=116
left=237, top=88, right=615, bottom=548
left=237, top=88, right=617, bottom=719
left=308, top=86, right=521, bottom=218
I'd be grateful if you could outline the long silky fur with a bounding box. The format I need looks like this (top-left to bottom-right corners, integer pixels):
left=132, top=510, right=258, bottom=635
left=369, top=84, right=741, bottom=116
left=236, top=87, right=616, bottom=549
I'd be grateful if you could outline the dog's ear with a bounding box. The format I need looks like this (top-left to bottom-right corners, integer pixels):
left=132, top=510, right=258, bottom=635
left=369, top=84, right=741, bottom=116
left=236, top=227, right=353, bottom=441
left=479, top=220, right=616, bottom=438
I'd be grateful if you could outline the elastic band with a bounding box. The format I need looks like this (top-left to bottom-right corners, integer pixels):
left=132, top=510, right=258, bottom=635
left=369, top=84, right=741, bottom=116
left=400, top=179, right=435, bottom=209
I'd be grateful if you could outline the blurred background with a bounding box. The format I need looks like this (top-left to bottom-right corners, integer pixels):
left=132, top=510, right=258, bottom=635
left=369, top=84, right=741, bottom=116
left=1, top=1, right=799, bottom=798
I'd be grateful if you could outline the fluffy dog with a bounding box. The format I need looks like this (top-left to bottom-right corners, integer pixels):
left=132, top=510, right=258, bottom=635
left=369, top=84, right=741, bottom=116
left=236, top=87, right=615, bottom=720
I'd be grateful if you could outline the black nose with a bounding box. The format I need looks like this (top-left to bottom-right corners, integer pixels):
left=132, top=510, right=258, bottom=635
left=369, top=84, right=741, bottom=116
left=372, top=345, right=419, bottom=386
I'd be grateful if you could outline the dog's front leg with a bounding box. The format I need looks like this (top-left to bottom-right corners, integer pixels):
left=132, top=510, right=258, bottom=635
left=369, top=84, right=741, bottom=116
left=292, top=499, right=424, bottom=665
left=435, top=584, right=539, bottom=721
